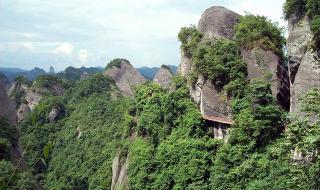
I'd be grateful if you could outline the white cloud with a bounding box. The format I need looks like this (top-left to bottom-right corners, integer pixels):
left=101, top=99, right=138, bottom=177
left=20, top=42, right=34, bottom=50
left=52, top=42, right=74, bottom=56
left=78, top=49, right=89, bottom=63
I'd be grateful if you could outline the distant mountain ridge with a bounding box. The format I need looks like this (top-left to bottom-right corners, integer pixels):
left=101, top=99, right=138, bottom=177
left=0, top=65, right=178, bottom=83
left=137, top=65, right=177, bottom=80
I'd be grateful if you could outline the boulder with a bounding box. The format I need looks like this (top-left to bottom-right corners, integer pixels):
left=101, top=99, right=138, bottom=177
left=48, top=107, right=62, bottom=123
left=104, top=59, right=146, bottom=96
left=153, top=65, right=173, bottom=89
left=287, top=14, right=320, bottom=114
left=198, top=6, right=240, bottom=40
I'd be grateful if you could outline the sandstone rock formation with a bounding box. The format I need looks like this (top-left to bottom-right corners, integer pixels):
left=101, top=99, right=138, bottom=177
left=181, top=6, right=240, bottom=118
left=104, top=59, right=147, bottom=96
left=178, top=6, right=292, bottom=119
left=287, top=14, right=320, bottom=114
left=198, top=6, right=240, bottom=40
left=153, top=65, right=173, bottom=89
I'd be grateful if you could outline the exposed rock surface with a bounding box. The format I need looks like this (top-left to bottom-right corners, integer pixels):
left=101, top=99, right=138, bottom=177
left=17, top=103, right=30, bottom=123
left=25, top=88, right=42, bottom=111
left=153, top=65, right=173, bottom=89
left=0, top=81, right=16, bottom=125
left=198, top=6, right=240, bottom=40
left=241, top=48, right=290, bottom=110
left=190, top=76, right=231, bottom=117
left=177, top=50, right=192, bottom=76
left=287, top=14, right=320, bottom=113
left=48, top=106, right=63, bottom=123
left=104, top=59, right=147, bottom=96
left=111, top=151, right=129, bottom=190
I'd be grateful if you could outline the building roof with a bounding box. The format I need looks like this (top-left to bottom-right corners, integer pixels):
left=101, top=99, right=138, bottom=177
left=202, top=115, right=235, bottom=125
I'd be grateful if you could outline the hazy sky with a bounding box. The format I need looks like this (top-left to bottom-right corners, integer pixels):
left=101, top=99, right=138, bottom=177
left=0, top=0, right=286, bottom=71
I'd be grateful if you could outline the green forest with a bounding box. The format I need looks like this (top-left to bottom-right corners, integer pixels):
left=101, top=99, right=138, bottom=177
left=0, top=0, right=319, bottom=189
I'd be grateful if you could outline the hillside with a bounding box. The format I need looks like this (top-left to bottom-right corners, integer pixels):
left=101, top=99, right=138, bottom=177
left=0, top=1, right=319, bottom=190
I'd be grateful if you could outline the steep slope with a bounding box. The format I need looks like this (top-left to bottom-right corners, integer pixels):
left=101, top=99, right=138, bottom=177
left=0, top=81, right=16, bottom=125
left=287, top=14, right=320, bottom=113
left=104, top=59, right=147, bottom=96
left=153, top=65, right=173, bottom=89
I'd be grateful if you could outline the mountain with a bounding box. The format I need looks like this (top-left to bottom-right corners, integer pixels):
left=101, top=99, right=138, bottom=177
left=0, top=67, right=46, bottom=82
left=137, top=65, right=177, bottom=80
left=153, top=65, right=173, bottom=89
left=57, top=66, right=103, bottom=80
left=2, top=2, right=320, bottom=190
left=104, top=59, right=146, bottom=96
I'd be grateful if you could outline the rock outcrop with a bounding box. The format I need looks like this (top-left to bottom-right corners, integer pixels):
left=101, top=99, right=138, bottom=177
left=181, top=6, right=240, bottom=118
left=48, top=106, right=63, bottom=123
left=153, top=65, right=173, bottom=89
left=178, top=6, right=292, bottom=118
left=111, top=151, right=129, bottom=190
left=287, top=14, right=320, bottom=114
left=104, top=59, right=146, bottom=96
left=198, top=6, right=240, bottom=40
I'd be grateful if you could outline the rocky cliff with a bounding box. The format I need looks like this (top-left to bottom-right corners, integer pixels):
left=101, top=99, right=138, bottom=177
left=241, top=48, right=290, bottom=110
left=178, top=6, right=291, bottom=118
left=104, top=59, right=147, bottom=96
left=153, top=65, right=173, bottom=89
left=187, top=6, right=240, bottom=118
left=287, top=14, right=320, bottom=114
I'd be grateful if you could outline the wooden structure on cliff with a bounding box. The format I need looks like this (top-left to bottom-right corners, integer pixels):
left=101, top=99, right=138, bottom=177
left=203, top=115, right=234, bottom=142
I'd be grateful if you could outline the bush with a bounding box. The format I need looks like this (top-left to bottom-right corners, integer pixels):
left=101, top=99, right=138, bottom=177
left=192, top=39, right=247, bottom=91
left=178, top=25, right=203, bottom=57
left=235, top=14, right=286, bottom=56
left=105, top=58, right=128, bottom=70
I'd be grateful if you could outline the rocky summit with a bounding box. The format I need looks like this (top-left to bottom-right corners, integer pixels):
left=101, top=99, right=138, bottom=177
left=104, top=59, right=147, bottom=96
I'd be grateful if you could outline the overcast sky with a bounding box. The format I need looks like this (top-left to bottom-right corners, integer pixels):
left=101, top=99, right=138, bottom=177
left=0, top=0, right=286, bottom=72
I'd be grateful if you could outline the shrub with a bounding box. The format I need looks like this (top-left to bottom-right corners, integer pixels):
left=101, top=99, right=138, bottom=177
left=192, top=39, right=247, bottom=91
left=235, top=14, right=286, bottom=56
left=178, top=25, right=203, bottom=57
left=105, top=58, right=128, bottom=70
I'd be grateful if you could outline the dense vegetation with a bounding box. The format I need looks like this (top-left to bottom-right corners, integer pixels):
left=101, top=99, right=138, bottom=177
left=192, top=39, right=247, bottom=93
left=284, top=0, right=320, bottom=49
left=178, top=25, right=203, bottom=57
left=0, top=117, right=35, bottom=189
left=105, top=58, right=129, bottom=70
left=234, top=15, right=286, bottom=56
left=2, top=2, right=319, bottom=189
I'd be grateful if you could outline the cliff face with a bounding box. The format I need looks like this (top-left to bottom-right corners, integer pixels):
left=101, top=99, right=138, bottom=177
left=241, top=48, right=290, bottom=110
left=178, top=6, right=291, bottom=117
left=104, top=59, right=147, bottom=96
left=186, top=6, right=240, bottom=118
left=153, top=66, right=173, bottom=89
left=287, top=14, right=320, bottom=113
